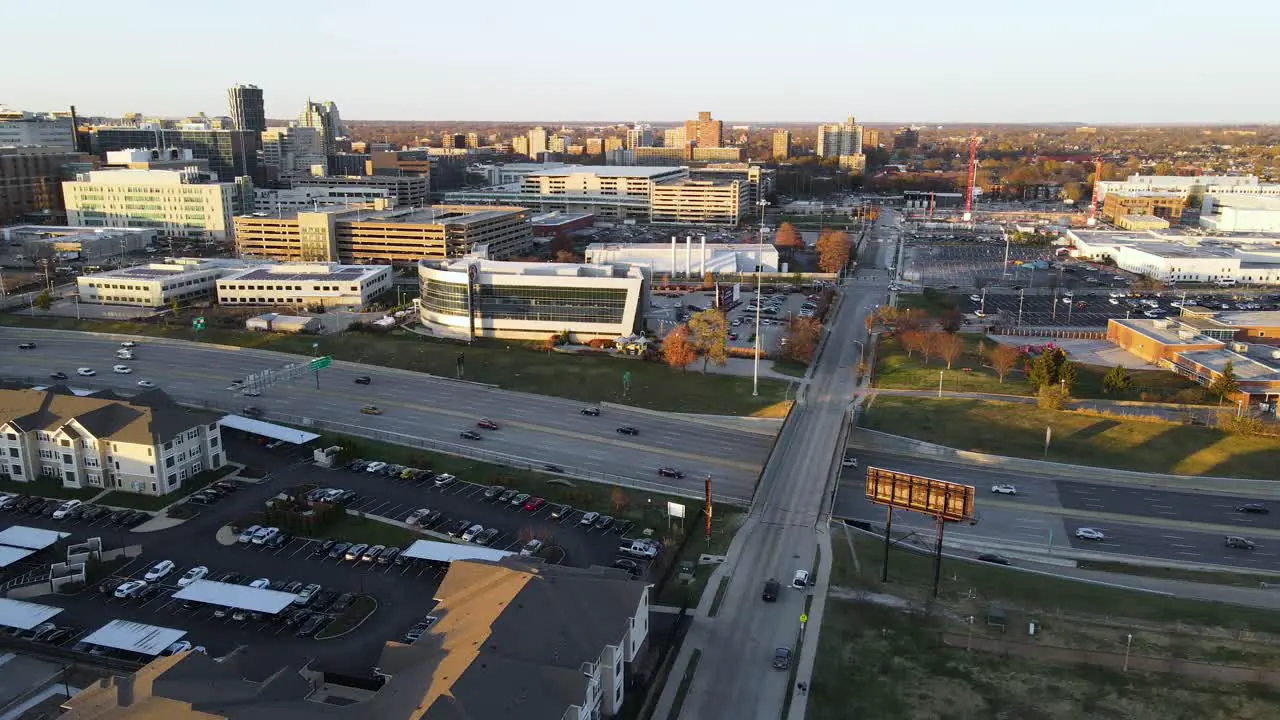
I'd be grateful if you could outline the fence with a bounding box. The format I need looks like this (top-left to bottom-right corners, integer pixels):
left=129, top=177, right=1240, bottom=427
left=941, top=632, right=1280, bottom=687
left=990, top=326, right=1106, bottom=339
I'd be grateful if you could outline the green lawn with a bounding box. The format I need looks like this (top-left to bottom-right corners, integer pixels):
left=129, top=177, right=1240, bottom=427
left=874, top=333, right=1207, bottom=403
left=96, top=466, right=237, bottom=510
left=323, top=514, right=420, bottom=547
left=862, top=396, right=1279, bottom=478
left=771, top=359, right=809, bottom=378
left=0, top=476, right=101, bottom=501
left=0, top=313, right=791, bottom=416
left=654, top=511, right=743, bottom=606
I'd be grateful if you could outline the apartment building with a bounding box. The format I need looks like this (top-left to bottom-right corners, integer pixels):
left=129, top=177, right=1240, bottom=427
left=772, top=129, right=792, bottom=160
left=234, top=204, right=533, bottom=265
left=0, top=147, right=91, bottom=224
left=76, top=259, right=234, bottom=307
left=216, top=263, right=393, bottom=309
left=292, top=174, right=428, bottom=208
left=650, top=178, right=748, bottom=225
left=684, top=111, right=724, bottom=148
left=0, top=387, right=225, bottom=497
left=690, top=164, right=776, bottom=207
left=260, top=127, right=325, bottom=179
left=817, top=116, right=863, bottom=158
left=63, top=168, right=246, bottom=242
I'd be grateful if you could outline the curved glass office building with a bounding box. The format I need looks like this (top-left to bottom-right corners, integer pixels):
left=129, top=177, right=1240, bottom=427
left=417, top=258, right=645, bottom=341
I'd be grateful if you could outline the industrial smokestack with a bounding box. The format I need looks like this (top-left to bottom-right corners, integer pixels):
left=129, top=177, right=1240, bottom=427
left=700, top=236, right=706, bottom=277
left=685, top=236, right=692, bottom=278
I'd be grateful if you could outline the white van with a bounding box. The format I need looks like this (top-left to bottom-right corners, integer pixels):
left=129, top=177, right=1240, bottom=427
left=115, top=349, right=134, bottom=360
left=1215, top=279, right=1237, bottom=287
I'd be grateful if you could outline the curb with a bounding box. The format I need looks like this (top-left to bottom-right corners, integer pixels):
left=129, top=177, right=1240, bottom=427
left=315, top=595, right=379, bottom=641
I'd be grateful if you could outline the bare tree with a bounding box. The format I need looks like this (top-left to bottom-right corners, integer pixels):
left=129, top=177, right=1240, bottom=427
left=989, top=343, right=1021, bottom=383
left=937, top=333, right=963, bottom=370
left=899, top=329, right=924, bottom=358
left=919, top=330, right=940, bottom=365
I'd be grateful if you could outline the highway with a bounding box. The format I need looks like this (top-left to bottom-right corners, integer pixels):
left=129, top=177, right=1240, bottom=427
left=0, top=328, right=774, bottom=503
left=664, top=215, right=895, bottom=719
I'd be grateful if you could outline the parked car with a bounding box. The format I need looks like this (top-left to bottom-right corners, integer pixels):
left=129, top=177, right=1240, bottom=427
left=250, top=527, right=279, bottom=545
left=52, top=499, right=82, bottom=519
left=297, top=614, right=326, bottom=637
left=520, top=539, right=544, bottom=557
left=178, top=566, right=209, bottom=587
left=483, top=486, right=505, bottom=501
left=447, top=519, right=471, bottom=537
left=144, top=560, right=175, bottom=582
left=475, top=528, right=500, bottom=546
left=311, top=590, right=339, bottom=612
left=361, top=544, right=386, bottom=562
left=523, top=496, right=546, bottom=512
left=328, top=542, right=351, bottom=559
left=461, top=524, right=485, bottom=542
left=378, top=547, right=402, bottom=564
left=433, top=473, right=457, bottom=488
left=360, top=406, right=383, bottom=415
left=510, top=492, right=530, bottom=507
left=295, top=584, right=322, bottom=605
left=580, top=511, right=600, bottom=527
left=331, top=593, right=356, bottom=613
left=266, top=532, right=292, bottom=549
left=238, top=525, right=263, bottom=543
left=114, top=580, right=148, bottom=598
left=594, top=515, right=615, bottom=530
left=344, top=544, right=369, bottom=561
left=550, top=504, right=573, bottom=521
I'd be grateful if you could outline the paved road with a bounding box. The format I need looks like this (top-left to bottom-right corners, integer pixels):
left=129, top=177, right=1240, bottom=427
left=663, top=215, right=896, bottom=720
left=0, top=328, right=773, bottom=503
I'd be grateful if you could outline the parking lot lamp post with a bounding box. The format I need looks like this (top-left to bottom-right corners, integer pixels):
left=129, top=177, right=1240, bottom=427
left=938, top=370, right=944, bottom=398
left=752, top=199, right=769, bottom=397
left=1017, top=289, right=1025, bottom=326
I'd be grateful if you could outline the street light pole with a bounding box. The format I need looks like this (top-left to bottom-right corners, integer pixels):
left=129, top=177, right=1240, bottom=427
left=752, top=199, right=768, bottom=397
left=938, top=369, right=944, bottom=398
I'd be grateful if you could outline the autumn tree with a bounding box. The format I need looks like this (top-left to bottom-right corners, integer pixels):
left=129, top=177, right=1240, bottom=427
left=988, top=344, right=1020, bottom=383
left=661, top=324, right=697, bottom=373
left=610, top=487, right=631, bottom=513
left=774, top=222, right=803, bottom=249
left=687, top=309, right=729, bottom=373
left=899, top=329, right=924, bottom=358
left=937, top=332, right=963, bottom=370
left=815, top=230, right=852, bottom=273
left=782, top=317, right=822, bottom=364
left=896, top=309, right=927, bottom=333
left=940, top=307, right=964, bottom=333
left=919, top=330, right=943, bottom=365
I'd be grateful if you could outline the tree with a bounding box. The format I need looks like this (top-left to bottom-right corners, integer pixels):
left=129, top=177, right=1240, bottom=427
left=1059, top=360, right=1078, bottom=392
left=1102, top=364, right=1132, bottom=395
left=1208, top=361, right=1240, bottom=404
left=815, top=230, right=851, bottom=273
left=863, top=314, right=875, bottom=334
left=1028, top=348, right=1067, bottom=390
left=940, top=307, right=964, bottom=333
left=610, top=487, right=631, bottom=513
left=782, top=317, right=822, bottom=363
left=774, top=222, right=803, bottom=249
left=1037, top=384, right=1070, bottom=410
left=937, top=332, right=963, bottom=370
left=687, top=309, right=729, bottom=372
left=33, top=291, right=52, bottom=312
left=661, top=325, right=697, bottom=373
left=899, top=329, right=924, bottom=358
left=1132, top=274, right=1164, bottom=295
left=919, top=330, right=941, bottom=365
left=989, top=344, right=1020, bottom=384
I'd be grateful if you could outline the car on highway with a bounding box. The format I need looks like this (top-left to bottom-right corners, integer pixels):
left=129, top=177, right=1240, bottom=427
left=580, top=511, right=600, bottom=527
left=354, top=376, right=372, bottom=385
left=460, top=430, right=482, bottom=440
left=1237, top=503, right=1269, bottom=514
left=17, top=342, right=36, bottom=350
left=52, top=500, right=82, bottom=519
left=360, top=406, right=383, bottom=415
left=144, top=560, right=175, bottom=581
left=112, top=365, right=132, bottom=374
left=136, top=380, right=156, bottom=388
left=550, top=504, right=573, bottom=520
left=76, top=368, right=96, bottom=376
left=616, top=426, right=639, bottom=436
left=49, top=372, right=68, bottom=380
left=657, top=467, right=685, bottom=479
left=791, top=570, right=809, bottom=589
left=120, top=341, right=137, bottom=348
left=114, top=580, right=148, bottom=598
left=1074, top=527, right=1105, bottom=541
left=841, top=457, right=858, bottom=468
left=177, top=566, right=209, bottom=587
left=580, top=407, right=601, bottom=416
left=990, top=484, right=1017, bottom=495
left=772, top=647, right=792, bottom=670
left=476, top=419, right=500, bottom=430
left=762, top=579, right=780, bottom=602
left=1225, top=536, right=1256, bottom=550
left=240, top=389, right=261, bottom=397
left=976, top=553, right=1011, bottom=566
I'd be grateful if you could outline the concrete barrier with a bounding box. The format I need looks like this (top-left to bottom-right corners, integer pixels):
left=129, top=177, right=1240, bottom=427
left=599, top=402, right=781, bottom=436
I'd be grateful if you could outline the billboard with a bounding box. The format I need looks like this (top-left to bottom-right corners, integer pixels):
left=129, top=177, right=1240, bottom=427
left=864, top=467, right=974, bottom=523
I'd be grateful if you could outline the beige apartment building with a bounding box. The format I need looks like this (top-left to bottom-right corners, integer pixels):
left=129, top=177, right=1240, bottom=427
left=234, top=204, right=532, bottom=265
left=650, top=179, right=748, bottom=226
left=62, top=168, right=244, bottom=242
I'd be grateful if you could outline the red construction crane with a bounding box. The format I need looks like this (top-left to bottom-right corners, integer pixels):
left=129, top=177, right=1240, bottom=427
left=964, top=128, right=978, bottom=220
left=1087, top=156, right=1103, bottom=226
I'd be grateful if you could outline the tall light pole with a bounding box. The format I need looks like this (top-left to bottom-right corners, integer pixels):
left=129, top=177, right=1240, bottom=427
left=752, top=199, right=769, bottom=397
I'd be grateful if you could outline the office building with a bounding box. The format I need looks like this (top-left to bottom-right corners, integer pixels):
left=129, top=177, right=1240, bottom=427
left=691, top=147, right=746, bottom=163
left=367, top=150, right=432, bottom=178
left=326, top=152, right=369, bottom=176
left=297, top=99, right=343, bottom=156
left=76, top=258, right=235, bottom=307
left=626, top=124, right=654, bottom=149
left=527, top=126, right=548, bottom=160
left=216, top=263, right=393, bottom=310
left=664, top=126, right=688, bottom=150
left=1094, top=174, right=1270, bottom=203
left=893, top=126, right=919, bottom=149
left=472, top=162, right=568, bottom=186
left=418, top=257, right=645, bottom=341
left=0, top=147, right=90, bottom=224
left=104, top=148, right=209, bottom=172
left=260, top=126, right=325, bottom=179
left=690, top=163, right=776, bottom=206
left=548, top=133, right=572, bottom=154
left=226, top=84, right=266, bottom=133
left=817, top=116, right=863, bottom=158
left=612, top=147, right=688, bottom=166
left=90, top=127, right=258, bottom=182
left=604, top=136, right=624, bottom=153
left=1067, top=228, right=1280, bottom=285
left=585, top=137, right=604, bottom=155
left=234, top=204, right=533, bottom=265
left=465, top=132, right=479, bottom=148
left=442, top=133, right=466, bottom=149
left=1101, top=191, right=1187, bottom=225
left=0, top=387, right=225, bottom=497
left=254, top=186, right=395, bottom=212
left=1200, top=195, right=1280, bottom=233
left=587, top=238, right=781, bottom=275
left=0, top=225, right=155, bottom=265
left=0, top=111, right=76, bottom=149
left=772, top=129, right=792, bottom=160
left=684, top=111, right=723, bottom=148
left=511, top=135, right=530, bottom=157
left=650, top=178, right=748, bottom=225
left=292, top=174, right=429, bottom=208
left=862, top=128, right=880, bottom=151
left=63, top=168, right=246, bottom=242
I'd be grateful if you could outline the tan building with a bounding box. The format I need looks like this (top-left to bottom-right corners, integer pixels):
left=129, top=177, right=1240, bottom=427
left=862, top=128, right=880, bottom=151
left=366, top=150, right=431, bottom=177
left=234, top=204, right=533, bottom=265
left=63, top=168, right=244, bottom=242
left=650, top=178, right=747, bottom=226
left=292, top=174, right=428, bottom=207
left=0, top=147, right=90, bottom=224
left=772, top=129, right=792, bottom=160
left=1102, top=191, right=1186, bottom=225
left=603, top=136, right=624, bottom=153
left=1114, top=213, right=1170, bottom=231
left=585, top=137, right=604, bottom=155
left=691, top=147, right=746, bottom=163
left=1106, top=317, right=1224, bottom=365
left=684, top=111, right=723, bottom=148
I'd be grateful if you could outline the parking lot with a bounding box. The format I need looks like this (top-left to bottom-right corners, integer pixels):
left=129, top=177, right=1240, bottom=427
left=903, top=241, right=1056, bottom=289
left=644, top=286, right=822, bottom=353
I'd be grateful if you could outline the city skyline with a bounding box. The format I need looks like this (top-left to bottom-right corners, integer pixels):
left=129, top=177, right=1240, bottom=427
left=7, top=0, right=1280, bottom=124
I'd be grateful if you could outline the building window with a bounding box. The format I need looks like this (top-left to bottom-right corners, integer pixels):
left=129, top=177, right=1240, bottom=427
left=211, top=453, right=220, bottom=467
left=64, top=470, right=76, bottom=483
left=63, top=454, right=73, bottom=465
left=148, top=465, right=154, bottom=474
left=151, top=482, right=157, bottom=493
left=8, top=448, right=17, bottom=458
left=10, top=465, right=20, bottom=476
left=166, top=456, right=175, bottom=468
left=5, top=433, right=14, bottom=441
left=210, top=435, right=219, bottom=447
left=167, top=473, right=178, bottom=486
left=59, top=439, right=71, bottom=447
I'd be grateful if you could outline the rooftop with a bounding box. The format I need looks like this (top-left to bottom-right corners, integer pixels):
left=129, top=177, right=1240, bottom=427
left=240, top=204, right=527, bottom=226
left=217, top=264, right=388, bottom=283
left=1178, top=349, right=1280, bottom=382
left=0, top=387, right=219, bottom=446
left=1109, top=318, right=1225, bottom=347
left=429, top=257, right=639, bottom=280
left=527, top=165, right=685, bottom=179
left=83, top=261, right=224, bottom=280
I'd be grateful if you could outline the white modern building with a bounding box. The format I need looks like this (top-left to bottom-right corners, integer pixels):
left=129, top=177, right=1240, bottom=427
left=469, top=162, right=569, bottom=186
left=1096, top=174, right=1273, bottom=202
left=1200, top=195, right=1280, bottom=233
left=76, top=258, right=236, bottom=307
left=416, top=256, right=645, bottom=341
left=1067, top=229, right=1280, bottom=285
left=586, top=238, right=781, bottom=276
left=0, top=112, right=75, bottom=149
left=62, top=168, right=247, bottom=242
left=216, top=263, right=393, bottom=309
left=0, top=225, right=155, bottom=264
left=0, top=387, right=225, bottom=497
left=253, top=186, right=395, bottom=212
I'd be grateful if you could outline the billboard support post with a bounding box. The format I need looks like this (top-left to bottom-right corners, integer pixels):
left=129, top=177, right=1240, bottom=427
left=931, top=514, right=946, bottom=599
left=881, top=505, right=893, bottom=583
left=864, top=466, right=975, bottom=597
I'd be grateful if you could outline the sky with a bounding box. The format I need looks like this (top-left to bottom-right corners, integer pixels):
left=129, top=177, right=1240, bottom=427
left=7, top=0, right=1280, bottom=124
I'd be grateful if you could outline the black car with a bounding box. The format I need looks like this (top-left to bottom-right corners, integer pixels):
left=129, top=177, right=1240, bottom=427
left=762, top=578, right=780, bottom=601
left=580, top=407, right=600, bottom=416
left=311, top=590, right=339, bottom=612
left=137, top=584, right=167, bottom=602
left=41, top=502, right=59, bottom=518
left=614, top=558, right=643, bottom=577
left=98, top=580, right=118, bottom=595
left=82, top=505, right=108, bottom=521
left=187, top=494, right=214, bottom=505
left=64, top=504, right=89, bottom=520
left=242, top=406, right=264, bottom=418
left=2, top=495, right=28, bottom=512
left=335, top=490, right=359, bottom=505
left=616, top=426, right=639, bottom=436
left=49, top=371, right=68, bottom=380
left=354, top=376, right=372, bottom=385
left=976, top=553, right=1011, bottom=566
left=328, top=542, right=351, bottom=559
left=657, top=467, right=685, bottom=479
left=1226, top=536, right=1256, bottom=550
left=28, top=499, right=52, bottom=515
left=1237, top=503, right=1269, bottom=514
left=217, top=572, right=244, bottom=584
left=266, top=532, right=292, bottom=549
left=316, top=539, right=337, bottom=555
left=460, top=430, right=482, bottom=441
left=282, top=609, right=308, bottom=627
left=18, top=342, right=36, bottom=350
left=447, top=519, right=471, bottom=537
left=331, top=592, right=355, bottom=613
left=213, top=481, right=240, bottom=493
left=543, top=464, right=564, bottom=473
left=107, top=509, right=132, bottom=525
left=594, top=515, right=615, bottom=530
left=297, top=614, right=326, bottom=637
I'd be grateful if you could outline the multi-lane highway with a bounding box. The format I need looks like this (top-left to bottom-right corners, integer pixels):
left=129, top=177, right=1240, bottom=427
left=662, top=214, right=896, bottom=720
left=0, top=328, right=773, bottom=503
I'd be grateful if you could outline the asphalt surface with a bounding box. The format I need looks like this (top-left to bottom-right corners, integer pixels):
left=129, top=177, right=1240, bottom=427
left=0, top=327, right=772, bottom=503
left=670, top=215, right=894, bottom=719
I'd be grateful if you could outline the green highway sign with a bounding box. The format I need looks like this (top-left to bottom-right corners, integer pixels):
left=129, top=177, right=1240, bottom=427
left=308, top=355, right=333, bottom=370
left=192, top=317, right=206, bottom=331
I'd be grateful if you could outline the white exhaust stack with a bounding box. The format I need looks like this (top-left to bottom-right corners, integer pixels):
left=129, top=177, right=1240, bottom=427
left=685, top=236, right=692, bottom=278
left=700, top=236, right=707, bottom=276
left=671, top=236, right=677, bottom=278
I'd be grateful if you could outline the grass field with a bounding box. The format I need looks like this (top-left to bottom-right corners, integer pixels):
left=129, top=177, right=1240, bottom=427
left=873, top=334, right=1207, bottom=403
left=0, top=476, right=101, bottom=501
left=96, top=466, right=236, bottom=510
left=0, top=313, right=792, bottom=416
left=861, top=396, right=1280, bottom=478
left=1076, top=560, right=1280, bottom=588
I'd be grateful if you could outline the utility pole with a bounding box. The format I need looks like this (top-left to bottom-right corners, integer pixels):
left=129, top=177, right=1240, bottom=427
left=752, top=199, right=768, bottom=397
left=1017, top=288, right=1025, bottom=327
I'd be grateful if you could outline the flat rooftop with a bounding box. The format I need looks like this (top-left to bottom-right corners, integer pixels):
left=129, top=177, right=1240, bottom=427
left=1109, top=318, right=1224, bottom=347
left=432, top=257, right=637, bottom=279
left=531, top=211, right=595, bottom=226
left=527, top=165, right=685, bottom=178
left=218, top=264, right=387, bottom=283
left=238, top=204, right=526, bottom=225
left=82, top=262, right=220, bottom=279
left=1179, top=349, right=1280, bottom=381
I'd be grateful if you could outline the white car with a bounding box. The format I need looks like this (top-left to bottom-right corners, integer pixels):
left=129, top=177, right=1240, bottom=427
left=76, top=367, right=95, bottom=376
left=144, top=560, right=175, bottom=581
left=177, top=566, right=209, bottom=587
left=112, top=364, right=132, bottom=374
left=250, top=527, right=279, bottom=545
left=579, top=511, right=600, bottom=527
left=237, top=524, right=263, bottom=543
left=52, top=499, right=82, bottom=519
left=249, top=578, right=270, bottom=589
left=120, top=341, right=137, bottom=348
left=969, top=294, right=981, bottom=302
left=841, top=457, right=858, bottom=468
left=461, top=524, right=485, bottom=542
left=114, top=579, right=148, bottom=598
left=520, top=539, right=544, bottom=557
left=406, top=508, right=432, bottom=526
left=136, top=380, right=156, bottom=388
left=364, top=461, right=387, bottom=474
left=1108, top=298, right=1119, bottom=305
left=792, top=569, right=810, bottom=589
left=990, top=484, right=1017, bottom=495
left=1075, top=527, right=1106, bottom=541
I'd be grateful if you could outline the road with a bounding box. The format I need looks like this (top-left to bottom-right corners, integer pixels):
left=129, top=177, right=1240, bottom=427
left=833, top=449, right=1280, bottom=570
left=0, top=328, right=773, bottom=504
left=662, top=214, right=897, bottom=720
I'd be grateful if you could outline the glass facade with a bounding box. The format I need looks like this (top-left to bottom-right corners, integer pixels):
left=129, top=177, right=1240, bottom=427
left=421, top=277, right=628, bottom=324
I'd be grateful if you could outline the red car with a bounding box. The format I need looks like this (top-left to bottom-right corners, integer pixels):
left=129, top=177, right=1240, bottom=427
left=477, top=419, right=500, bottom=430
left=523, top=496, right=546, bottom=512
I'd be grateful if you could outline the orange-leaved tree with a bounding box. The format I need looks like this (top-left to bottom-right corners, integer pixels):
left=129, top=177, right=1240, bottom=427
left=661, top=324, right=697, bottom=373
